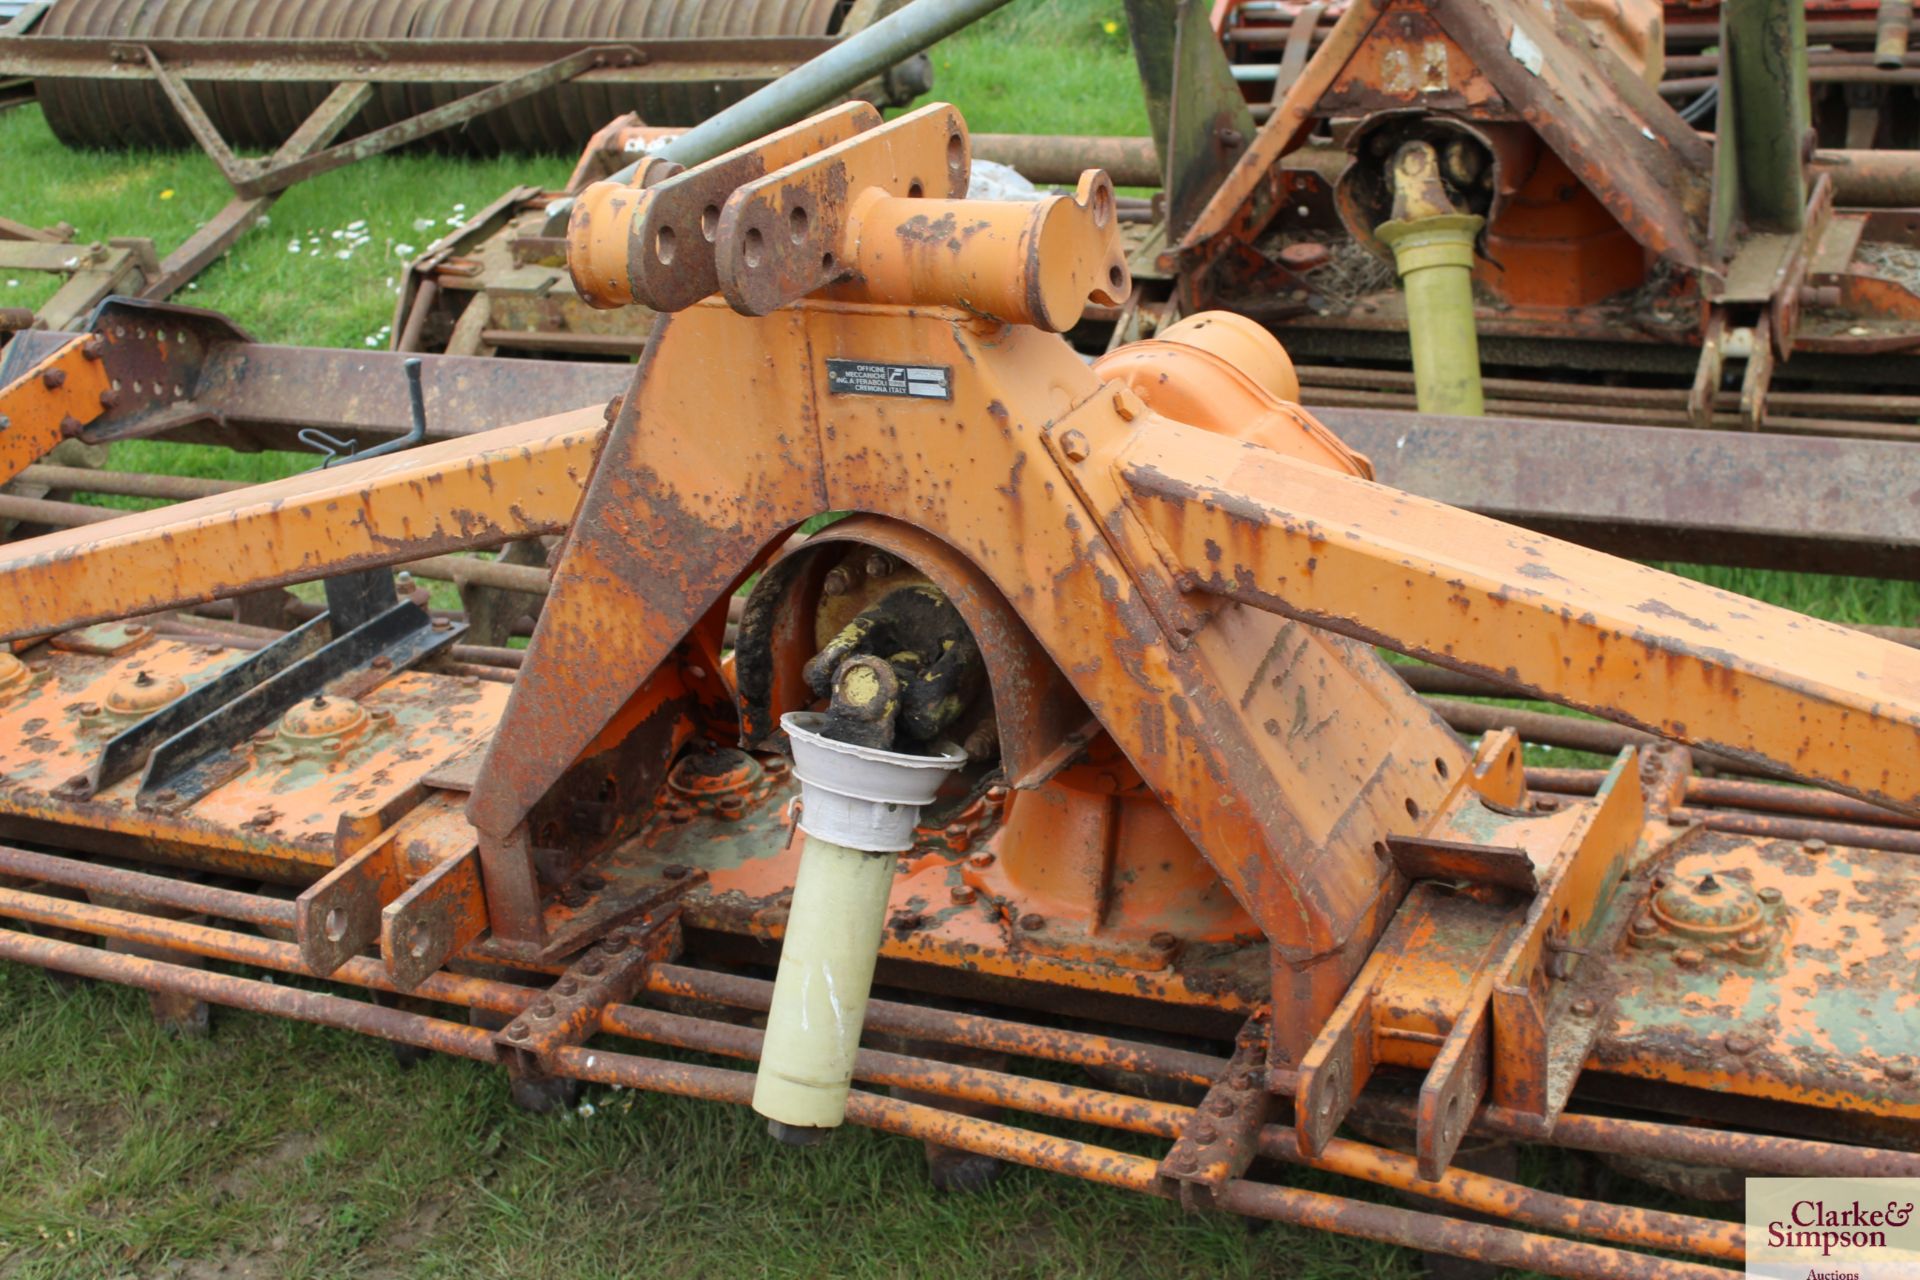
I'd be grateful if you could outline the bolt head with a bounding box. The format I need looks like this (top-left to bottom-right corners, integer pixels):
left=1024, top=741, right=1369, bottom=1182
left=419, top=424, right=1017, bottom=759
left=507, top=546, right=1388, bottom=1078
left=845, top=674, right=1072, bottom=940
left=1019, top=913, right=1046, bottom=932
left=662, top=863, right=690, bottom=880
left=968, top=852, right=994, bottom=868
left=1757, top=887, right=1783, bottom=905
left=1802, top=838, right=1828, bottom=854
left=1150, top=931, right=1178, bottom=951
left=1571, top=997, right=1598, bottom=1018
left=41, top=368, right=66, bottom=390
left=1059, top=429, right=1090, bottom=462
left=506, top=1022, right=530, bottom=1041
left=1887, top=1062, right=1913, bottom=1083
left=949, top=884, right=977, bottom=905
left=1725, top=1034, right=1756, bottom=1055
left=1674, top=947, right=1705, bottom=969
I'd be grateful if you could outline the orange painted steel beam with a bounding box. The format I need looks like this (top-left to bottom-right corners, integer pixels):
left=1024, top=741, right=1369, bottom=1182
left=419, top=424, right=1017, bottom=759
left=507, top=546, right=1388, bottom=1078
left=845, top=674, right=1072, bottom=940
left=1102, top=421, right=1920, bottom=814
left=0, top=331, right=110, bottom=485
left=0, top=405, right=604, bottom=644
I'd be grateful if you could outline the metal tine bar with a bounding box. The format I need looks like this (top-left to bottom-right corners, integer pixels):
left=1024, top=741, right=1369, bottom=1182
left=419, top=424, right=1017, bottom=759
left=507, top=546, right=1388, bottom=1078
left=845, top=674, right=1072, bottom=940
left=0, top=899, right=1740, bottom=1279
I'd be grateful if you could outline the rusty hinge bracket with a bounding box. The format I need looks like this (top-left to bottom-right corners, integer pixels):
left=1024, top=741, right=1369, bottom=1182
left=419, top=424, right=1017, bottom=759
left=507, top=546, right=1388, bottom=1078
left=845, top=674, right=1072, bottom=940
left=497, top=906, right=683, bottom=1070
left=1157, top=1010, right=1273, bottom=1211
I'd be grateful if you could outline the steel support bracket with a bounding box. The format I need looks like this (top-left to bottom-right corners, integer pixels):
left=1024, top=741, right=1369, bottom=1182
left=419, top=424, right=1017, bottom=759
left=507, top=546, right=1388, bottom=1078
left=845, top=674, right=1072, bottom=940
left=1296, top=750, right=1651, bottom=1177
left=498, top=905, right=684, bottom=1068
left=1157, top=1010, right=1274, bottom=1210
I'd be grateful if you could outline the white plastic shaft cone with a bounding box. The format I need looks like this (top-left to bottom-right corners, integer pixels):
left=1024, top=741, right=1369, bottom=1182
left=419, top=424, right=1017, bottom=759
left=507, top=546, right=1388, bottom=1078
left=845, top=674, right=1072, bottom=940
left=752, top=713, right=964, bottom=1134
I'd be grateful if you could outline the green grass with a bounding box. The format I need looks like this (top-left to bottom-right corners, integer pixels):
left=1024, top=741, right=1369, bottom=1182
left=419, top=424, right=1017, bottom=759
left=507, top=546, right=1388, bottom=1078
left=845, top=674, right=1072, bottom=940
left=0, top=0, right=1896, bottom=1273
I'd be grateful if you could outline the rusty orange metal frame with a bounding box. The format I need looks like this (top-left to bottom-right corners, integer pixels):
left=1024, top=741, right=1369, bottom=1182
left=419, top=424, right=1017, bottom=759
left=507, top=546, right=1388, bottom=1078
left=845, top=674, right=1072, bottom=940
left=0, top=330, right=110, bottom=485
left=0, top=102, right=1913, bottom=1276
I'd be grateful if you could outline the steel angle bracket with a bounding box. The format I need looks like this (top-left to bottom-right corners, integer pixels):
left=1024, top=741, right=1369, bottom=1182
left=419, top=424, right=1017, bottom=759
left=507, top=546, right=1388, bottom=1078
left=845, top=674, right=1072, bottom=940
left=135, top=583, right=465, bottom=813
left=1293, top=749, right=1649, bottom=1178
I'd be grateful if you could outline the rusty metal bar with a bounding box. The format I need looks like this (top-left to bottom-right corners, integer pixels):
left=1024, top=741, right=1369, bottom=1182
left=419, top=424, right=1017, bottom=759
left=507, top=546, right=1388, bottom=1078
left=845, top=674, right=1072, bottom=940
left=0, top=845, right=295, bottom=927
left=1124, top=424, right=1920, bottom=809
left=595, top=999, right=1743, bottom=1263
left=1314, top=384, right=1920, bottom=443
left=646, top=962, right=1229, bottom=1086
left=0, top=409, right=597, bottom=643
left=0, top=488, right=553, bottom=596
left=1528, top=768, right=1920, bottom=829
left=0, top=492, right=115, bottom=526
left=17, top=463, right=244, bottom=500
left=1673, top=806, right=1920, bottom=853
left=1814, top=148, right=1920, bottom=205
left=1319, top=406, right=1920, bottom=580
left=972, top=133, right=1160, bottom=186
left=1304, top=365, right=1920, bottom=423
left=0, top=882, right=1749, bottom=1263
left=0, top=922, right=501, bottom=1060
left=0, top=882, right=1902, bottom=1246
left=558, top=1044, right=1736, bottom=1280
left=1427, top=698, right=1756, bottom=773
left=0, top=327, right=632, bottom=452
left=1364, top=1093, right=1920, bottom=1180
left=0, top=883, right=1735, bottom=1268
left=3, top=36, right=829, bottom=86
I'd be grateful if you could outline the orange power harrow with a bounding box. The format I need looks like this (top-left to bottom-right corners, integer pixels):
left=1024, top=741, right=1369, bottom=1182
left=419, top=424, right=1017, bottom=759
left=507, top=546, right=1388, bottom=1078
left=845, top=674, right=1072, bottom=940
left=0, top=103, right=1914, bottom=1278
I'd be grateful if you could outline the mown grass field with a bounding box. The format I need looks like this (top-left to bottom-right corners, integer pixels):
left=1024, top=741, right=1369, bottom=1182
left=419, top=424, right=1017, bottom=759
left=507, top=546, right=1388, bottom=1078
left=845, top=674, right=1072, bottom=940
left=0, top=0, right=1912, bottom=1276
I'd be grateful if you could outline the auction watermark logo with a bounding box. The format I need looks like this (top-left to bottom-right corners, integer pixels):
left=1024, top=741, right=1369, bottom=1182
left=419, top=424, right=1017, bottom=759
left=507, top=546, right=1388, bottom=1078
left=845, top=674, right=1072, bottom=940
left=1747, top=1179, right=1920, bottom=1279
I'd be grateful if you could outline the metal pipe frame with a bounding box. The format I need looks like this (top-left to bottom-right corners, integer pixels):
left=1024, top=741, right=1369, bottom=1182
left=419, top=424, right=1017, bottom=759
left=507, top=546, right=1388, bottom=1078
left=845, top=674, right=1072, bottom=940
left=0, top=879, right=1812, bottom=1279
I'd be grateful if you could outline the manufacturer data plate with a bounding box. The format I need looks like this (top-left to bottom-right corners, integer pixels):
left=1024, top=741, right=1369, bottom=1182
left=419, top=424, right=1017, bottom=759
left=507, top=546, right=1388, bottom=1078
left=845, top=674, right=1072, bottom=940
left=825, top=359, right=953, bottom=401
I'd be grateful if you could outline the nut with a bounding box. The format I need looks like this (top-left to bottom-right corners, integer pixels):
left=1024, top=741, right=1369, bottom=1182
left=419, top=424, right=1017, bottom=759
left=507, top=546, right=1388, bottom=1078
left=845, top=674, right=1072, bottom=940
left=1059, top=429, right=1090, bottom=461
left=949, top=884, right=977, bottom=905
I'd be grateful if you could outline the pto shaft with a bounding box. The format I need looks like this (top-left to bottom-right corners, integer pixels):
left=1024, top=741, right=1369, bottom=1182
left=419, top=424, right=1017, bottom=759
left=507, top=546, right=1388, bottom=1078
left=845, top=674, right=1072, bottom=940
left=754, top=710, right=963, bottom=1140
